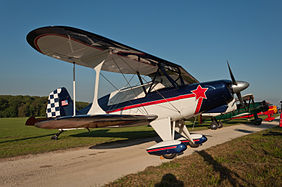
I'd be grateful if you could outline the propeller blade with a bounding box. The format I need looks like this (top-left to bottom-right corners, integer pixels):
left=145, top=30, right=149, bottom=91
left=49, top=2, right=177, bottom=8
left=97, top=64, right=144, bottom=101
left=227, top=61, right=237, bottom=85
left=227, top=61, right=249, bottom=107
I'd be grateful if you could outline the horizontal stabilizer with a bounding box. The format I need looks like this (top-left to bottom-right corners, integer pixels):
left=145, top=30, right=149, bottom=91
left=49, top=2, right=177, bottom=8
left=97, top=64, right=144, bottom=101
left=28, top=114, right=157, bottom=129
left=25, top=117, right=48, bottom=126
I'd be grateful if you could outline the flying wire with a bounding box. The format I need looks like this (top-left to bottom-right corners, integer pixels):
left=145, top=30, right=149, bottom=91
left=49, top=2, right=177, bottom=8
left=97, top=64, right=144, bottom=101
left=106, top=55, right=148, bottom=114
left=116, top=54, right=181, bottom=114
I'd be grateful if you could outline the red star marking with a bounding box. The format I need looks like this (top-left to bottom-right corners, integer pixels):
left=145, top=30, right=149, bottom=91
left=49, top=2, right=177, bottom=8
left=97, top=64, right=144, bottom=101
left=192, top=85, right=208, bottom=100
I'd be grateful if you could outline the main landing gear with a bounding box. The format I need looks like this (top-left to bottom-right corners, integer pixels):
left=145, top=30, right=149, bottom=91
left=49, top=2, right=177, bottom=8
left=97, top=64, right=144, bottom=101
left=210, top=117, right=223, bottom=130
left=147, top=119, right=208, bottom=159
left=251, top=113, right=262, bottom=125
left=51, top=130, right=64, bottom=140
left=188, top=142, right=200, bottom=148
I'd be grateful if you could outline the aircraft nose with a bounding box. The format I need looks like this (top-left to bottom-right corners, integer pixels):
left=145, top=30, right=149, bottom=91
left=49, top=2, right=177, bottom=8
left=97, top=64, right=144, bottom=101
left=231, top=81, right=249, bottom=93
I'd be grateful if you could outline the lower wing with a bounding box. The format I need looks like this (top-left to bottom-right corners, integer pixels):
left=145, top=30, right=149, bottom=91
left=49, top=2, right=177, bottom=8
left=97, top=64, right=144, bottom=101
left=26, top=114, right=157, bottom=129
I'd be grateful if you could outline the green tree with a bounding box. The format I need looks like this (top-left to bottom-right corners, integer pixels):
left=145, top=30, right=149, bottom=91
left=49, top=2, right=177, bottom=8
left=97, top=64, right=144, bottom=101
left=0, top=95, right=89, bottom=118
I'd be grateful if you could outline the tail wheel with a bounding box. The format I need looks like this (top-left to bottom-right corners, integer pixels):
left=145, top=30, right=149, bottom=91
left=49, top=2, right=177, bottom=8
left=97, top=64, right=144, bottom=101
left=163, top=153, right=177, bottom=159
left=51, top=135, right=58, bottom=140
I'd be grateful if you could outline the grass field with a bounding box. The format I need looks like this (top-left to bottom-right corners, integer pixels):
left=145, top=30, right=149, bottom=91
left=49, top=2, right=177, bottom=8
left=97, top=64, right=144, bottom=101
left=0, top=118, right=157, bottom=158
left=0, top=116, right=277, bottom=158
left=106, top=127, right=282, bottom=187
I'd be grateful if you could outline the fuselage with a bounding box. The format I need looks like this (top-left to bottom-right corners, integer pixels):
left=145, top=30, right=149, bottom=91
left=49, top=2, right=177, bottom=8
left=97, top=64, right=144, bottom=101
left=85, top=79, right=235, bottom=121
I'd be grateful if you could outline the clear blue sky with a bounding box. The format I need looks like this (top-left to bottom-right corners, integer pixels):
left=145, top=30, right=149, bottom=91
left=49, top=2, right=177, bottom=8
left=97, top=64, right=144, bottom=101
left=0, top=0, right=281, bottom=105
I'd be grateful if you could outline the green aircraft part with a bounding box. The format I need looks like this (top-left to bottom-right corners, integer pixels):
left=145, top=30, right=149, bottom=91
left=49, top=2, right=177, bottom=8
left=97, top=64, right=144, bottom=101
left=215, top=101, right=269, bottom=121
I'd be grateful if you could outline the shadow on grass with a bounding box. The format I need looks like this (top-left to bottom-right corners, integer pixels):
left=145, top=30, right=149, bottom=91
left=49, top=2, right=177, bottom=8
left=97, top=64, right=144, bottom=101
left=263, top=131, right=282, bottom=136
left=196, top=150, right=253, bottom=186
left=83, top=130, right=211, bottom=149
left=0, top=133, right=56, bottom=144
left=71, top=129, right=159, bottom=149
left=71, top=129, right=156, bottom=139
left=155, top=173, right=184, bottom=187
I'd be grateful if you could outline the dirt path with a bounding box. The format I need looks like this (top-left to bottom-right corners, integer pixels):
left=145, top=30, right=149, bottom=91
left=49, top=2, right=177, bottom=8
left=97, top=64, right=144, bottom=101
left=0, top=120, right=278, bottom=187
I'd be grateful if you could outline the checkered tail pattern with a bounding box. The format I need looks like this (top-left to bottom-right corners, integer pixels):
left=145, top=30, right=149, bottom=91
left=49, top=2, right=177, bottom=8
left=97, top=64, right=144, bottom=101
left=46, top=88, right=62, bottom=118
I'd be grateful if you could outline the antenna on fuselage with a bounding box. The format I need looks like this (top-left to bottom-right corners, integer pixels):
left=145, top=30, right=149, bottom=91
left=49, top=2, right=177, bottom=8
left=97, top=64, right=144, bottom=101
left=73, top=62, right=76, bottom=116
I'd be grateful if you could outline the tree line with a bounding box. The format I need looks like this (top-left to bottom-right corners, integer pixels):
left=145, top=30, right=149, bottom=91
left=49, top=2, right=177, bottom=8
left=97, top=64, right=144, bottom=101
left=0, top=95, right=89, bottom=118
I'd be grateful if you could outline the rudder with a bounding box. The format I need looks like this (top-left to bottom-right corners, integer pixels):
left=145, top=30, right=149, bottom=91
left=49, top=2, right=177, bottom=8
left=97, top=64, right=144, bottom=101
left=46, top=87, right=74, bottom=118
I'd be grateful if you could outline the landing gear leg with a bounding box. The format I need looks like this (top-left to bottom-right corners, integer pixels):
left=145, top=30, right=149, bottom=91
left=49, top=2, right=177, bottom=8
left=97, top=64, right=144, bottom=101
left=175, top=120, right=199, bottom=148
left=210, top=117, right=218, bottom=130
left=252, top=113, right=262, bottom=125
left=210, top=117, right=222, bottom=130
left=51, top=130, right=64, bottom=140
left=218, top=120, right=223, bottom=128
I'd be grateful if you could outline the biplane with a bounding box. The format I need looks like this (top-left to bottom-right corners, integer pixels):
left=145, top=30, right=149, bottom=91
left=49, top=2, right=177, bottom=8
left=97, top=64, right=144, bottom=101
left=25, top=26, right=249, bottom=159
left=214, top=94, right=269, bottom=125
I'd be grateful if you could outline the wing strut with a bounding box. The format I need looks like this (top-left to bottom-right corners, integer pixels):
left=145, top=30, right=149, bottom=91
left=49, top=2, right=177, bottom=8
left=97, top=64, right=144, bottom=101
left=73, top=62, right=76, bottom=116
left=137, top=71, right=147, bottom=95
left=87, top=60, right=106, bottom=115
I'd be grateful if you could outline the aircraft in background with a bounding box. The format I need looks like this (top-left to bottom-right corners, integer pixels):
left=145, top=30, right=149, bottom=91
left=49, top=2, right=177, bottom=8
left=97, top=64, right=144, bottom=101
left=201, top=63, right=249, bottom=130
left=214, top=94, right=269, bottom=125
left=227, top=100, right=277, bottom=122
left=25, top=26, right=249, bottom=159
left=260, top=105, right=278, bottom=121
left=202, top=98, right=237, bottom=130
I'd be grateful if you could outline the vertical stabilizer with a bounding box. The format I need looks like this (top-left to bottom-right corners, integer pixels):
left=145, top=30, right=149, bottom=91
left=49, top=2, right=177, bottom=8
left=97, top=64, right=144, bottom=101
left=46, top=87, right=74, bottom=118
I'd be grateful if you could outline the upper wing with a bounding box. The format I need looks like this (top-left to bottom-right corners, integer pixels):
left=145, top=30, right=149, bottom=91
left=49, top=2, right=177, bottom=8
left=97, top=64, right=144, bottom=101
left=27, top=26, right=198, bottom=85
left=26, top=114, right=157, bottom=129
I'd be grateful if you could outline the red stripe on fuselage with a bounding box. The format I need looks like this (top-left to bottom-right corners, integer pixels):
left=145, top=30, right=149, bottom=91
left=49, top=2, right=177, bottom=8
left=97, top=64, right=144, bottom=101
left=107, top=93, right=195, bottom=113
left=194, top=97, right=204, bottom=114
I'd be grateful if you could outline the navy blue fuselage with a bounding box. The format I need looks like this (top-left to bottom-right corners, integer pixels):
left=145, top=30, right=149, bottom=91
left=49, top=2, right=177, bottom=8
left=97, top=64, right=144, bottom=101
left=90, top=79, right=234, bottom=114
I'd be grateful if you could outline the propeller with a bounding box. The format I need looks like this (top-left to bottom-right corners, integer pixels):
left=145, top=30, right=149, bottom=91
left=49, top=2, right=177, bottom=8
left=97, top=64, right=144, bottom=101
left=227, top=61, right=249, bottom=107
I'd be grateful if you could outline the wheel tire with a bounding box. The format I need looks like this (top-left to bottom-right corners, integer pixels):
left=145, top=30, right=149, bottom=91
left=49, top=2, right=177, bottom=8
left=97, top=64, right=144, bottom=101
left=218, top=121, right=223, bottom=128
left=210, top=122, right=217, bottom=130
left=163, top=153, right=177, bottom=159
left=254, top=118, right=262, bottom=125
left=189, top=142, right=200, bottom=148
